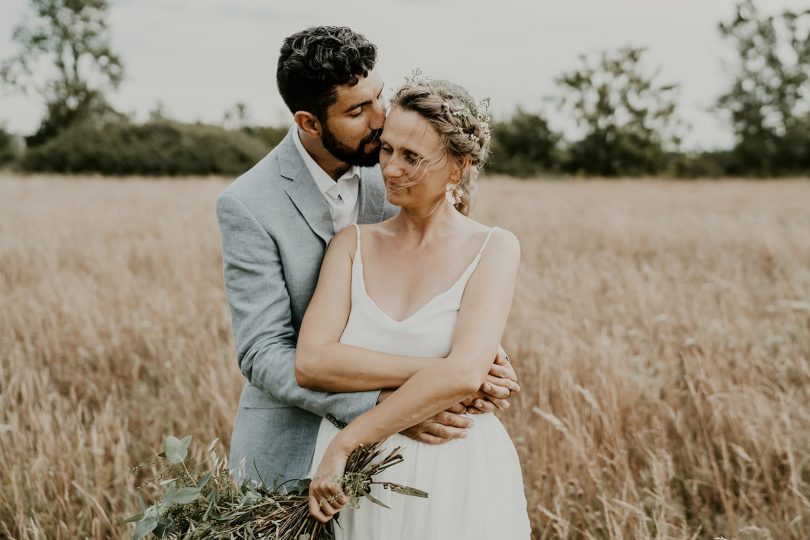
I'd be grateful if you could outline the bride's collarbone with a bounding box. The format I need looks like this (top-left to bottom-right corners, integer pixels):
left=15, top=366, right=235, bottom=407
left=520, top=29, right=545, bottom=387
left=360, top=230, right=490, bottom=318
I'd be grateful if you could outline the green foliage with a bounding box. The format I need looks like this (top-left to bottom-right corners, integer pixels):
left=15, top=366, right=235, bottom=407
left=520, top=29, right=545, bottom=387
left=0, top=126, right=18, bottom=166
left=243, top=125, right=289, bottom=150
left=21, top=120, right=270, bottom=176
left=554, top=46, right=683, bottom=176
left=564, top=128, right=669, bottom=177
left=717, top=0, right=810, bottom=176
left=1, top=0, right=124, bottom=145
left=487, top=110, right=560, bottom=177
left=667, top=150, right=732, bottom=179
left=126, top=436, right=426, bottom=539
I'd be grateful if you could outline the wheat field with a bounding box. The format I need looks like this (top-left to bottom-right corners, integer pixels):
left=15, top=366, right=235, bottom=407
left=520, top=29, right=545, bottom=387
left=0, top=174, right=808, bottom=539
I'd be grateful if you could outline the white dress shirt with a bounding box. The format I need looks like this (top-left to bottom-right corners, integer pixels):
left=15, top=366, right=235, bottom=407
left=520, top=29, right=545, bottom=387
left=293, top=129, right=360, bottom=233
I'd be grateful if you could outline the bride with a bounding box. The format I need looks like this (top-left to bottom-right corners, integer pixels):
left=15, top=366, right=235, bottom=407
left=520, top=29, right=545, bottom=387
left=295, top=77, right=531, bottom=538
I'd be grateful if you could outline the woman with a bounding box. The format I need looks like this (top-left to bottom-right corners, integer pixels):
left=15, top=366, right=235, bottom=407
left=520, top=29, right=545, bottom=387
left=295, top=77, right=531, bottom=538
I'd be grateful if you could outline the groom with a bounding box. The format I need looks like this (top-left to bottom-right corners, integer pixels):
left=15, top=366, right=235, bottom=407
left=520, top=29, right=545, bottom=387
left=216, top=26, right=519, bottom=487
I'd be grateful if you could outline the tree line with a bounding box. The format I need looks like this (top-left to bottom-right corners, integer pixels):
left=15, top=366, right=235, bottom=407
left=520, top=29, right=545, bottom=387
left=1, top=0, right=808, bottom=178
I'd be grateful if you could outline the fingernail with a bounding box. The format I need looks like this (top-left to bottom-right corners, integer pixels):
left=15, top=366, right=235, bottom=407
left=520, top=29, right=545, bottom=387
left=475, top=400, right=485, bottom=408
left=483, top=383, right=492, bottom=392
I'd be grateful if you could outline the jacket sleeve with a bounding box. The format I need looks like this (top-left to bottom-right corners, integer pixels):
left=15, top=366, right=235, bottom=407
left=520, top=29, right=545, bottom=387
left=216, top=191, right=379, bottom=424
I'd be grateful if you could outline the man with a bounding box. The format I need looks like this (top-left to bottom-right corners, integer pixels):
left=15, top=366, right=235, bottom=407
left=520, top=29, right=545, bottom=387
left=216, top=26, right=518, bottom=487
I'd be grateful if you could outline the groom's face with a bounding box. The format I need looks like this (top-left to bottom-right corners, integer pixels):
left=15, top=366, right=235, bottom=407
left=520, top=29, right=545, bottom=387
left=320, top=68, right=386, bottom=167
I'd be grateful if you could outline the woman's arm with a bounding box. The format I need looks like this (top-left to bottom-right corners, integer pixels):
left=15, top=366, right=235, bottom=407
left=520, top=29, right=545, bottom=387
left=295, top=225, right=435, bottom=392
left=333, top=228, right=520, bottom=443
left=308, top=228, right=521, bottom=521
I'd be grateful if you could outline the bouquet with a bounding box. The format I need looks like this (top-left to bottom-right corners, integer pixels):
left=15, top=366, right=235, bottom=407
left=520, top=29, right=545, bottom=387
left=126, top=435, right=428, bottom=539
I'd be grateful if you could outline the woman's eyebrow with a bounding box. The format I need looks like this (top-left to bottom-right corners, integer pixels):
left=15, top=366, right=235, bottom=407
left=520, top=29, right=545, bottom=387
left=379, top=137, right=425, bottom=159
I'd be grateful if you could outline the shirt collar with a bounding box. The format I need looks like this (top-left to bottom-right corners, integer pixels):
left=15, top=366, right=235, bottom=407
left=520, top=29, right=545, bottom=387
left=293, top=128, right=359, bottom=196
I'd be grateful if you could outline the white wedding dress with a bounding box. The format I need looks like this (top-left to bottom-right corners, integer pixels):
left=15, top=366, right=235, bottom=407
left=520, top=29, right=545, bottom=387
left=309, top=224, right=532, bottom=539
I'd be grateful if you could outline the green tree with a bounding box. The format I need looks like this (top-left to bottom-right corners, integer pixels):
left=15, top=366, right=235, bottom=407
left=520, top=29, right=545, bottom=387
left=488, top=110, right=560, bottom=177
left=555, top=46, right=683, bottom=176
left=716, top=0, right=810, bottom=175
left=0, top=126, right=19, bottom=166
left=0, top=0, right=124, bottom=145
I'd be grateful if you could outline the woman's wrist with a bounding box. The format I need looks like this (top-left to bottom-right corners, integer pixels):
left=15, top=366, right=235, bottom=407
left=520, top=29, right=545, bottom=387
left=334, top=425, right=365, bottom=454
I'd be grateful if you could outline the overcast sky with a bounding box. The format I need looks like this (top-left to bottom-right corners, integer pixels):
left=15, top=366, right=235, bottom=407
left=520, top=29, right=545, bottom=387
left=0, top=0, right=806, bottom=150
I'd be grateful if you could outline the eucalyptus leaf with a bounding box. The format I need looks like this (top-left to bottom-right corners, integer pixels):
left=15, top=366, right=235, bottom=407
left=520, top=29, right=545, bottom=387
left=131, top=516, right=158, bottom=540
left=386, top=484, right=429, bottom=498
left=364, top=492, right=390, bottom=509
left=164, top=435, right=192, bottom=464
left=196, top=471, right=212, bottom=489
left=122, top=512, right=144, bottom=524
left=153, top=516, right=177, bottom=538
left=166, top=487, right=201, bottom=505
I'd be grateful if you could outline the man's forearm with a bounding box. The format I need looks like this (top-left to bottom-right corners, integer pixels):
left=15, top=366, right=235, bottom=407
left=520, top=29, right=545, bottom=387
left=239, top=337, right=380, bottom=424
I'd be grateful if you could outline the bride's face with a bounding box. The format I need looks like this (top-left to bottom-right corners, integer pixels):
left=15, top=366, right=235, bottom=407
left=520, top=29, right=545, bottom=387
left=379, top=106, right=460, bottom=210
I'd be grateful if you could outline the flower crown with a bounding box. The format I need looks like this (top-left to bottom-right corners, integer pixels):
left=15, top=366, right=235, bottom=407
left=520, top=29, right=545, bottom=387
left=404, top=69, right=492, bottom=143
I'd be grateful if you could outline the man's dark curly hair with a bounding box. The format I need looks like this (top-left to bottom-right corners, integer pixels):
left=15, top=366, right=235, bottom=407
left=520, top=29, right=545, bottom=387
left=276, top=26, right=378, bottom=122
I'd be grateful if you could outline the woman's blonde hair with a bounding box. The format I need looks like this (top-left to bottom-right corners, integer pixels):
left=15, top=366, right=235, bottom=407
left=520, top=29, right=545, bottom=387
left=389, top=78, right=492, bottom=216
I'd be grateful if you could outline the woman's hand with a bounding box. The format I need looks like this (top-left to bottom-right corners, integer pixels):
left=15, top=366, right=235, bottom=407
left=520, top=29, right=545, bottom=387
left=308, top=437, right=352, bottom=523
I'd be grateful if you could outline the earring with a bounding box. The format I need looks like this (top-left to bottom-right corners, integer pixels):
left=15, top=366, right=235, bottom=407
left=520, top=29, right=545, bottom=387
left=445, top=183, right=462, bottom=204
left=445, top=183, right=457, bottom=204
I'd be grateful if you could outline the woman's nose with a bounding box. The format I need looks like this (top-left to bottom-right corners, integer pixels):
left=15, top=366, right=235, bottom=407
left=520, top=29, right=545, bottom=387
left=382, top=157, right=403, bottom=178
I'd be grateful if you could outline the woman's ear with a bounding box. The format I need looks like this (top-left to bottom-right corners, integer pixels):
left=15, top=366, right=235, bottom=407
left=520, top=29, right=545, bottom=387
left=454, top=156, right=472, bottom=182
left=294, top=111, right=322, bottom=136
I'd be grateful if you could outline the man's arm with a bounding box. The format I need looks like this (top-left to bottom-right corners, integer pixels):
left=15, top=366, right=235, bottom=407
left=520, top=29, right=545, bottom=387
left=216, top=192, right=378, bottom=424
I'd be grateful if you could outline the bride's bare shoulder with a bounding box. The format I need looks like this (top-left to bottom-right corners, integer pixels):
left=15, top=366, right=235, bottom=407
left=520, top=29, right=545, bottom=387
left=456, top=217, right=520, bottom=266
left=358, top=219, right=397, bottom=240
left=482, top=228, right=521, bottom=277
left=459, top=216, right=518, bottom=250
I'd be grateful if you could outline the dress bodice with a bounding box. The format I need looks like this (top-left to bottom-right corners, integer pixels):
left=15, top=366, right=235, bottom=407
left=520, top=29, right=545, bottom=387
left=339, top=224, right=496, bottom=358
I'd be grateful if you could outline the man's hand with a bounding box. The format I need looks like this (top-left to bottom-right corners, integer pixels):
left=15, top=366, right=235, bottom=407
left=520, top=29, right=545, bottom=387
left=466, top=350, right=520, bottom=414
left=378, top=389, right=473, bottom=444
left=400, top=402, right=474, bottom=444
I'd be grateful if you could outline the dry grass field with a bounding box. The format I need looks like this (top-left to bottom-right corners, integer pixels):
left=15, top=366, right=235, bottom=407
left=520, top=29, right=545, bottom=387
left=0, top=174, right=808, bottom=539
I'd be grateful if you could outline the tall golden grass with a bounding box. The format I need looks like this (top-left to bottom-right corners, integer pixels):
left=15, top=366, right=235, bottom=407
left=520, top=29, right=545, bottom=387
left=0, top=175, right=808, bottom=539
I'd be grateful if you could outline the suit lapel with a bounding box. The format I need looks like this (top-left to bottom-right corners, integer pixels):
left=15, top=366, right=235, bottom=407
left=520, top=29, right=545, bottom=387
left=279, top=128, right=334, bottom=243
left=357, top=168, right=387, bottom=224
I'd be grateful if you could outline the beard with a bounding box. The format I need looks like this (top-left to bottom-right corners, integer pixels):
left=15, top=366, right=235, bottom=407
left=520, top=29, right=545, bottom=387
left=321, top=122, right=382, bottom=167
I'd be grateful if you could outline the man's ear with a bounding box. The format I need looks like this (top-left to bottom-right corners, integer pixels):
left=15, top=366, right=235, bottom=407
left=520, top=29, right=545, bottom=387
left=294, top=111, right=321, bottom=136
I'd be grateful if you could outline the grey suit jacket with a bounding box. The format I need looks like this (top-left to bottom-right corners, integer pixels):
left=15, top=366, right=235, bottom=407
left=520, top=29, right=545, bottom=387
left=216, top=127, right=399, bottom=487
